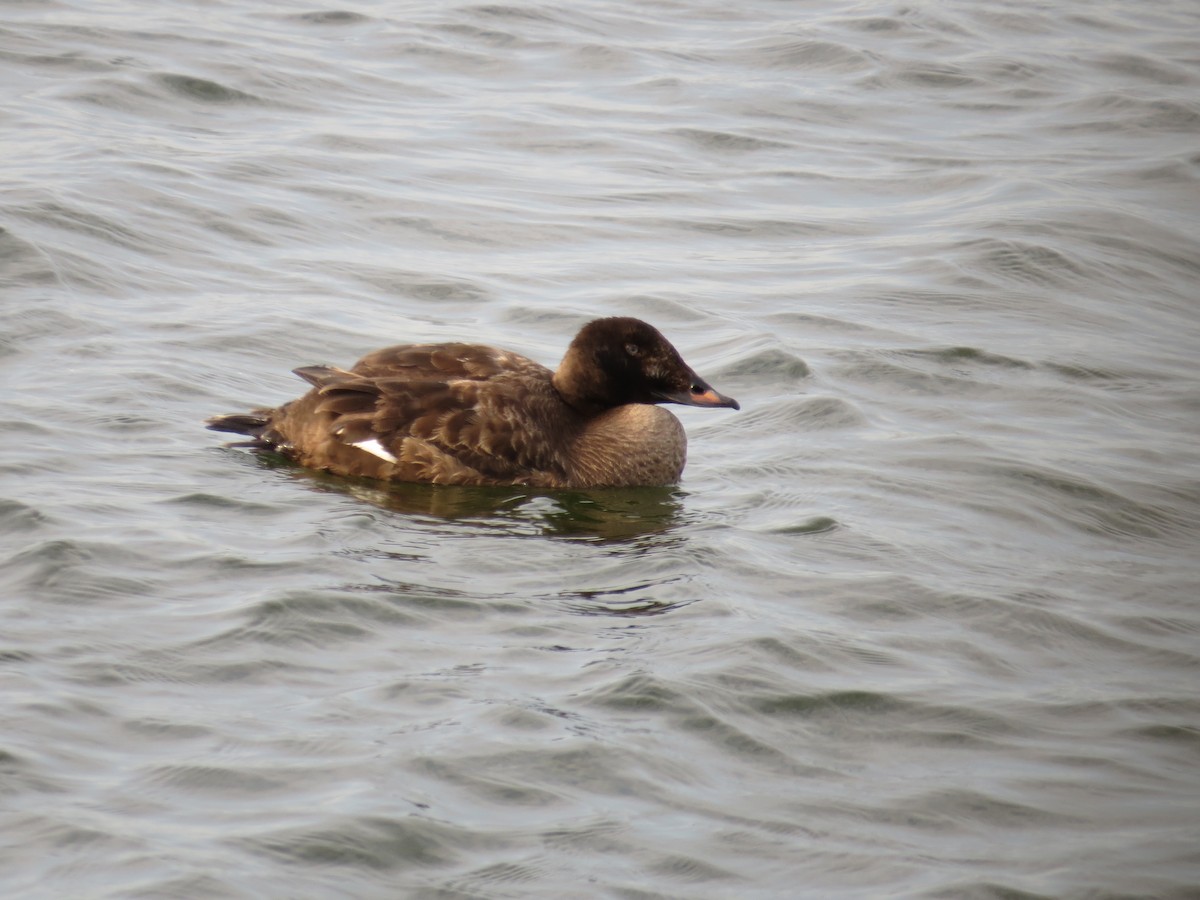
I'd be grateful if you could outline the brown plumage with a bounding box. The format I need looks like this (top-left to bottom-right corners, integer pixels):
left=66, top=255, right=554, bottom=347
left=206, top=317, right=739, bottom=489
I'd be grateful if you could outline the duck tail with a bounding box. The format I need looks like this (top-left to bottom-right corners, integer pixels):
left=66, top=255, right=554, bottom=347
left=205, top=411, right=274, bottom=447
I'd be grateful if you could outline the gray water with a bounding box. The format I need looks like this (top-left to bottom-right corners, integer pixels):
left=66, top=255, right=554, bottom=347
left=2, top=1, right=1199, bottom=897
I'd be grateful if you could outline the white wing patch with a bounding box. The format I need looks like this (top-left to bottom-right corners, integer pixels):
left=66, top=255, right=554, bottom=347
left=351, top=438, right=398, bottom=464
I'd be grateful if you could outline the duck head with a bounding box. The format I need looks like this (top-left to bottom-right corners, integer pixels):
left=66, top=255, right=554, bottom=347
left=553, top=317, right=740, bottom=415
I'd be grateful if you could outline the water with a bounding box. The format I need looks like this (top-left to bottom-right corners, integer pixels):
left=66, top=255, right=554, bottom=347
left=3, top=1, right=1199, bottom=897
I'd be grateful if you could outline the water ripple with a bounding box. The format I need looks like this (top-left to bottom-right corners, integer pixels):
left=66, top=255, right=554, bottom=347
left=3, top=1, right=1200, bottom=897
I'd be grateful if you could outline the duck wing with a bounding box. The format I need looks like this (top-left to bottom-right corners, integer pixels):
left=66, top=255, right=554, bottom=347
left=283, top=344, right=573, bottom=486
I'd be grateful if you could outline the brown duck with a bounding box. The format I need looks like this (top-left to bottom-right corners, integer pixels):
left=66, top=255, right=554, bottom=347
left=207, top=317, right=739, bottom=488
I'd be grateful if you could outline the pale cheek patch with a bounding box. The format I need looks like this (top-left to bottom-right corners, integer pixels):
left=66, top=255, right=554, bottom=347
left=351, top=438, right=399, bottom=464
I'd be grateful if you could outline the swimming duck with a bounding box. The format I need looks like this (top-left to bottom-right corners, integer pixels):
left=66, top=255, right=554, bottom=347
left=206, top=317, right=739, bottom=488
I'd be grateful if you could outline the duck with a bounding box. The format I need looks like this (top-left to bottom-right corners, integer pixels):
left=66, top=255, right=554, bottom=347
left=206, top=317, right=739, bottom=489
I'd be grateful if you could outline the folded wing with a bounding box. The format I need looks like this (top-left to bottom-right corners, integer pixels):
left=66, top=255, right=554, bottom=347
left=286, top=345, right=571, bottom=485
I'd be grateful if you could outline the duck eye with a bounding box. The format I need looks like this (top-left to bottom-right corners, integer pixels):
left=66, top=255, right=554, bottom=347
left=690, top=383, right=704, bottom=394
left=625, top=343, right=641, bottom=357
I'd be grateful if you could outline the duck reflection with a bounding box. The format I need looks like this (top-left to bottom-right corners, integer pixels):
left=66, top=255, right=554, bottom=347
left=262, top=453, right=686, bottom=542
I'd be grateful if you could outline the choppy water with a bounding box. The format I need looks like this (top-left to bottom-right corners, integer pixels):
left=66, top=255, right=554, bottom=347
left=3, top=1, right=1200, bottom=897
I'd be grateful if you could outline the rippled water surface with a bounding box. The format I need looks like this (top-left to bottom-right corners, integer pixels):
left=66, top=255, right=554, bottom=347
left=3, top=1, right=1200, bottom=897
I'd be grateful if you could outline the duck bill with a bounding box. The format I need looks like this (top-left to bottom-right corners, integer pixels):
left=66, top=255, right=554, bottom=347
left=658, top=380, right=740, bottom=410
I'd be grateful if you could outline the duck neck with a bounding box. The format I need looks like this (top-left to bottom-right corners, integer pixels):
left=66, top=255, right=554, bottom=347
left=551, top=351, right=608, bottom=416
